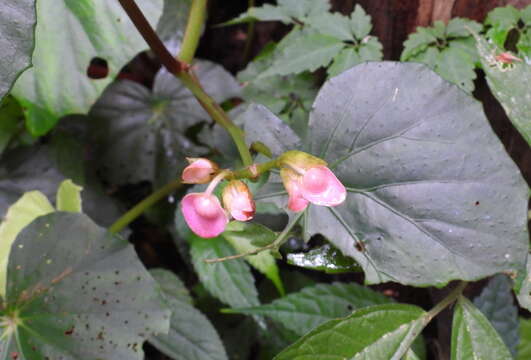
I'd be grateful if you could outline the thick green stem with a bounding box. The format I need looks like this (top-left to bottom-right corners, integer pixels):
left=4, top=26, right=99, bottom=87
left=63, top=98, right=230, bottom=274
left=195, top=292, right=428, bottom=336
left=178, top=72, right=253, bottom=166
left=109, top=180, right=183, bottom=234
left=231, top=158, right=279, bottom=179
left=179, top=0, right=208, bottom=63
left=426, top=282, right=467, bottom=322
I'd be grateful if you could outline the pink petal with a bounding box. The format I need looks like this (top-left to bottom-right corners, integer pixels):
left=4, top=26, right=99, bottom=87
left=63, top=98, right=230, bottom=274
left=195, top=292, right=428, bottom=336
left=181, top=193, right=228, bottom=238
left=280, top=168, right=309, bottom=212
left=222, top=180, right=255, bottom=221
left=300, top=166, right=346, bottom=206
left=182, top=158, right=218, bottom=184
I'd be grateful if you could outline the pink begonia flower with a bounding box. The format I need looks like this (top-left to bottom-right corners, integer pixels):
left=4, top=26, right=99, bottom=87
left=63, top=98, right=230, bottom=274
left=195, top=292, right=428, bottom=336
left=181, top=172, right=229, bottom=238
left=279, top=151, right=346, bottom=212
left=222, top=180, right=256, bottom=221
left=182, top=158, right=219, bottom=184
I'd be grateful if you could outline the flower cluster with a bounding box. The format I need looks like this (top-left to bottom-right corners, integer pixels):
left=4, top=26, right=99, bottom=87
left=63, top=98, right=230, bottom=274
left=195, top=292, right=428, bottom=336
left=180, top=151, right=346, bottom=238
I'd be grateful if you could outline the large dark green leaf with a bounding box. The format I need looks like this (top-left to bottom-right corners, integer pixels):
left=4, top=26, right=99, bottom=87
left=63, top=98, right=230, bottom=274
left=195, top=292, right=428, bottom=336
left=253, top=62, right=529, bottom=286
left=149, top=269, right=228, bottom=360
left=90, top=60, right=240, bottom=186
left=11, top=0, right=163, bottom=135
left=0, top=212, right=170, bottom=359
left=451, top=296, right=512, bottom=359
left=473, top=275, right=519, bottom=356
left=517, top=318, right=531, bottom=360
left=274, top=304, right=426, bottom=360
left=228, top=282, right=390, bottom=336
left=0, top=0, right=36, bottom=103
left=474, top=34, right=531, bottom=146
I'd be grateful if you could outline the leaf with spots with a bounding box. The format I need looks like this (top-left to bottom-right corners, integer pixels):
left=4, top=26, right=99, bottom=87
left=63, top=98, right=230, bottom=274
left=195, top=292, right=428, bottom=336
left=273, top=304, right=427, bottom=360
left=90, top=60, right=240, bottom=187
left=11, top=0, right=163, bottom=136
left=0, top=212, right=170, bottom=359
left=251, top=62, right=529, bottom=287
left=226, top=282, right=391, bottom=336
left=451, top=296, right=513, bottom=360
left=0, top=0, right=36, bottom=103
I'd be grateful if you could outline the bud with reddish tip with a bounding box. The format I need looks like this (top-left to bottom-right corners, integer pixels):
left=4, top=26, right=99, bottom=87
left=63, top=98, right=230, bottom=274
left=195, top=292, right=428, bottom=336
left=279, top=150, right=346, bottom=211
left=222, top=180, right=256, bottom=221
left=182, top=158, right=219, bottom=184
left=495, top=52, right=522, bottom=64
left=181, top=193, right=228, bottom=238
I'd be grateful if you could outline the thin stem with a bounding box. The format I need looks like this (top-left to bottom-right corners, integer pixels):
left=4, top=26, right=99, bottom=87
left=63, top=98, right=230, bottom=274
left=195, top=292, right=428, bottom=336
left=230, top=158, right=279, bottom=179
left=179, top=0, right=208, bottom=63
left=242, top=0, right=256, bottom=63
left=117, top=0, right=183, bottom=74
left=178, top=72, right=253, bottom=166
left=204, top=211, right=304, bottom=263
left=426, top=281, right=467, bottom=322
left=109, top=180, right=183, bottom=234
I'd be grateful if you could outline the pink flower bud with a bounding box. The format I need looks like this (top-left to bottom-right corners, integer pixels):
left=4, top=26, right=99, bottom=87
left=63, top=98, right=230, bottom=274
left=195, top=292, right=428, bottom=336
left=280, top=168, right=309, bottom=212
left=182, top=158, right=219, bottom=184
left=279, top=151, right=346, bottom=210
left=181, top=193, right=228, bottom=238
left=495, top=52, right=522, bottom=64
left=222, top=180, right=256, bottom=221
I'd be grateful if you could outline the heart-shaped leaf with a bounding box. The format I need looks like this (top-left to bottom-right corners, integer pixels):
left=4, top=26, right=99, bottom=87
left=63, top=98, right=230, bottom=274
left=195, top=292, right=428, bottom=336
left=227, top=282, right=391, bottom=336
left=149, top=269, right=228, bottom=360
left=451, top=296, right=512, bottom=359
left=473, top=275, right=519, bottom=356
left=11, top=0, right=163, bottom=135
left=90, top=60, right=240, bottom=186
left=0, top=212, right=170, bottom=359
left=274, top=303, right=426, bottom=360
left=0, top=0, right=36, bottom=102
left=252, top=62, right=529, bottom=286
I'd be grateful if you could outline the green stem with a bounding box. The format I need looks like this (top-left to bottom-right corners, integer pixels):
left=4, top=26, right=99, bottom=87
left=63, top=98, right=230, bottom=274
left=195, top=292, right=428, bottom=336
left=231, top=158, right=279, bottom=179
left=425, top=281, right=467, bottom=322
left=109, top=180, right=183, bottom=234
left=179, top=0, right=208, bottom=63
left=204, top=211, right=304, bottom=263
left=178, top=72, right=253, bottom=166
left=242, top=0, right=256, bottom=63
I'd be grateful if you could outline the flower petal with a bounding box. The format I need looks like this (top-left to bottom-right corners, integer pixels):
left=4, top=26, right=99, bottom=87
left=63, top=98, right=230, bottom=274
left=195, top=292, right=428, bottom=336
left=300, top=166, right=346, bottom=206
left=182, top=158, right=218, bottom=184
left=222, top=180, right=255, bottom=221
left=181, top=193, right=228, bottom=238
left=280, top=168, right=309, bottom=212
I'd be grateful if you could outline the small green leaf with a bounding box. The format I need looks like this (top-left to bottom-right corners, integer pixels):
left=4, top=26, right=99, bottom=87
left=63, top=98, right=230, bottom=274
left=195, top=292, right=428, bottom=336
left=222, top=221, right=284, bottom=295
left=0, top=0, right=36, bottom=103
left=474, top=34, right=531, bottom=146
left=0, top=191, right=54, bottom=297
left=445, top=18, right=482, bottom=38
left=451, top=296, right=512, bottom=360
left=307, top=12, right=353, bottom=41
left=274, top=304, right=426, bottom=360
left=517, top=318, right=531, bottom=360
left=1, top=212, right=170, bottom=359
left=12, top=0, right=164, bottom=136
left=228, top=282, right=391, bottom=336
left=260, top=33, right=345, bottom=78
left=350, top=4, right=372, bottom=39
left=150, top=268, right=193, bottom=305
left=189, top=234, right=260, bottom=308
left=56, top=179, right=82, bottom=213
left=485, top=6, right=520, bottom=28
left=328, top=47, right=362, bottom=78
left=473, top=275, right=519, bottom=356
left=149, top=269, right=228, bottom=360
left=434, top=46, right=477, bottom=92
left=401, top=29, right=437, bottom=61
left=516, top=254, right=531, bottom=312
left=287, top=243, right=362, bottom=273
